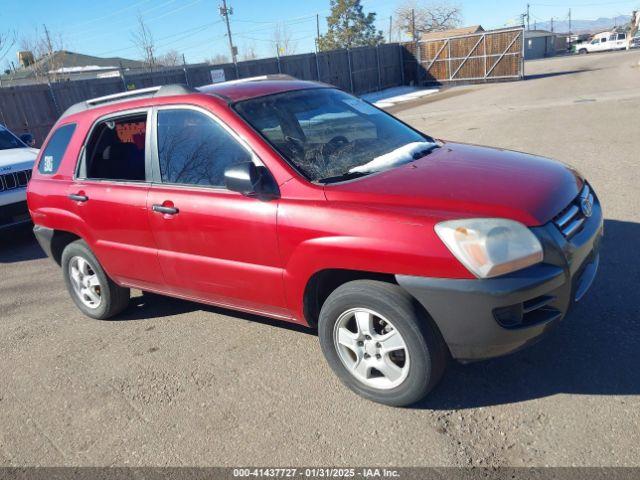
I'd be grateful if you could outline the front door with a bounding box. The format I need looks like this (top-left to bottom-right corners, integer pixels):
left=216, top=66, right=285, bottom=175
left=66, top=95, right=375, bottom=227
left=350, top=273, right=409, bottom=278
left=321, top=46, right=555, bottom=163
left=146, top=106, right=288, bottom=318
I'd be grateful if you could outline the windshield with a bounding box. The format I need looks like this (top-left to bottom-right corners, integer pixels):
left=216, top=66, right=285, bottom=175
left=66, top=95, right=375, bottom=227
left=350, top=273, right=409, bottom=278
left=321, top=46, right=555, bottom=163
left=0, top=126, right=26, bottom=151
left=234, top=88, right=435, bottom=182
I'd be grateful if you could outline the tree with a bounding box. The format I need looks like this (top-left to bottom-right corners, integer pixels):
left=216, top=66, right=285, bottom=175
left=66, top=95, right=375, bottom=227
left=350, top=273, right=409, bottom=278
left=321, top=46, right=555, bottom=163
left=205, top=53, right=230, bottom=65
left=131, top=14, right=156, bottom=70
left=19, top=25, right=66, bottom=80
left=394, top=1, right=462, bottom=39
left=157, top=49, right=182, bottom=67
left=240, top=44, right=258, bottom=61
left=273, top=23, right=297, bottom=56
left=0, top=30, right=15, bottom=67
left=318, top=0, right=384, bottom=51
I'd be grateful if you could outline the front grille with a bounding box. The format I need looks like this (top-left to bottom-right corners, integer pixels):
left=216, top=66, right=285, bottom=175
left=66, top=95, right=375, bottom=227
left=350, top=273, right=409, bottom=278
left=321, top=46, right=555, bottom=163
left=553, top=184, right=593, bottom=239
left=0, top=169, right=32, bottom=192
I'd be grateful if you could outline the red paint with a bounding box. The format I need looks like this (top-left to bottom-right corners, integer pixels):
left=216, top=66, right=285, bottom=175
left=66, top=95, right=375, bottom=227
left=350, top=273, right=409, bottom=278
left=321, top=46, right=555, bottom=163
left=27, top=81, right=583, bottom=326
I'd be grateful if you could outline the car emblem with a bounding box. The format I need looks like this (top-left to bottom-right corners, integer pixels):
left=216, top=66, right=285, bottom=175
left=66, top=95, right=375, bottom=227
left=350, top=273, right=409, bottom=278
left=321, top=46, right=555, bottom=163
left=580, top=197, right=593, bottom=218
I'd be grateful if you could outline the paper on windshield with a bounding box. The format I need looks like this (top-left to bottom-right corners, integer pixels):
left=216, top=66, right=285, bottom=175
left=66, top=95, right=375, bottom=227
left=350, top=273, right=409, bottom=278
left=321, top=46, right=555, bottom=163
left=349, top=141, right=435, bottom=174
left=342, top=98, right=381, bottom=116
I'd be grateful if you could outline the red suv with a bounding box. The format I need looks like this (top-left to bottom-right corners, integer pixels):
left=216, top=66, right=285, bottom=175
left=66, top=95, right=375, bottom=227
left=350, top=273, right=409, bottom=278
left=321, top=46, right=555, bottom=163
left=28, top=78, right=603, bottom=406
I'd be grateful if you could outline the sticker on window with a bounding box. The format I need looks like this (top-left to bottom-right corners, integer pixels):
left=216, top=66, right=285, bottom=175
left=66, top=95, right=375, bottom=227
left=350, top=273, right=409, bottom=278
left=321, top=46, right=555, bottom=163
left=342, top=98, right=380, bottom=116
left=43, top=155, right=54, bottom=172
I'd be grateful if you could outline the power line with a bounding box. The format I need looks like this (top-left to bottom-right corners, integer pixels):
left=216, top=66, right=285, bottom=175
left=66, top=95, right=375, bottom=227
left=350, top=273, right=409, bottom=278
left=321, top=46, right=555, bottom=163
left=65, top=0, right=180, bottom=39
left=67, top=0, right=207, bottom=52
left=62, top=0, right=154, bottom=29
left=96, top=20, right=221, bottom=57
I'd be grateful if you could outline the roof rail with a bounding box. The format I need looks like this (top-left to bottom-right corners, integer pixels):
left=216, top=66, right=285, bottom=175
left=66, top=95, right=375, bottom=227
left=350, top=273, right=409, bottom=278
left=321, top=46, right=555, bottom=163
left=197, top=74, right=297, bottom=91
left=220, top=74, right=296, bottom=85
left=60, top=84, right=198, bottom=119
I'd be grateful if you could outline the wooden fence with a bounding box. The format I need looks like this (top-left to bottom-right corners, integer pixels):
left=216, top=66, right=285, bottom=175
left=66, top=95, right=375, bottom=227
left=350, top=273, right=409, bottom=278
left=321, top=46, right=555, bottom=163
left=403, top=27, right=524, bottom=85
left=0, top=44, right=404, bottom=146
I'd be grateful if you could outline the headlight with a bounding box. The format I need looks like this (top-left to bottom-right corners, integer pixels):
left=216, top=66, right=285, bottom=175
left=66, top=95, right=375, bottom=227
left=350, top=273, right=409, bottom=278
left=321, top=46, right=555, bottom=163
left=435, top=218, right=543, bottom=279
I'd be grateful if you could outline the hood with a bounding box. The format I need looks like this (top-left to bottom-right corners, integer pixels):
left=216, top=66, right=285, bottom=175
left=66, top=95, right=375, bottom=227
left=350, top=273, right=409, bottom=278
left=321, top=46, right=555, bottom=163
left=0, top=147, right=39, bottom=173
left=324, top=141, right=583, bottom=226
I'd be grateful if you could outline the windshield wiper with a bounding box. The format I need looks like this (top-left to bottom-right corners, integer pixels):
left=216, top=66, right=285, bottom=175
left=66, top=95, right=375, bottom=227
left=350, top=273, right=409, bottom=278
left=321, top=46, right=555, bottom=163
left=317, top=171, right=371, bottom=184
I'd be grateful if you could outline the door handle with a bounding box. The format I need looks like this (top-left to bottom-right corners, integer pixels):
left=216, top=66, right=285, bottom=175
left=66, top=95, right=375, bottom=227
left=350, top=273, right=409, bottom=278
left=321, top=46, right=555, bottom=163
left=152, top=204, right=179, bottom=215
left=69, top=193, right=88, bottom=202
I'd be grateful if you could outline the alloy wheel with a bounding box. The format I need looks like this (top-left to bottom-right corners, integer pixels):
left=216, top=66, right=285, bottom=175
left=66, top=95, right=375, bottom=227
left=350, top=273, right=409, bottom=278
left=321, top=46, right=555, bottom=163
left=68, top=256, right=102, bottom=309
left=333, top=308, right=410, bottom=390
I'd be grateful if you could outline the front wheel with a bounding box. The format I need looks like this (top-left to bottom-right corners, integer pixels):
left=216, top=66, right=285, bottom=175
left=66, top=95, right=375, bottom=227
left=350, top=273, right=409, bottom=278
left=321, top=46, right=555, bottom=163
left=318, top=280, right=447, bottom=407
left=61, top=240, right=130, bottom=319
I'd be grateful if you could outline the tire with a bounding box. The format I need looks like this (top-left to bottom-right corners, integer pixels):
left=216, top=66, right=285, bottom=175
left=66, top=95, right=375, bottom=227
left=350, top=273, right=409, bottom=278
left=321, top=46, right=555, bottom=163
left=61, top=240, right=130, bottom=320
left=318, top=280, right=447, bottom=407
left=579, top=49, right=588, bottom=55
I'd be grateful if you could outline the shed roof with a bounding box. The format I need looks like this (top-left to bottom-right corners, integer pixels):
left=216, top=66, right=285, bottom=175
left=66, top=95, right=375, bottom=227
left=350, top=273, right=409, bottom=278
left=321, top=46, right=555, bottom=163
left=2, top=51, right=145, bottom=80
left=524, top=30, right=556, bottom=38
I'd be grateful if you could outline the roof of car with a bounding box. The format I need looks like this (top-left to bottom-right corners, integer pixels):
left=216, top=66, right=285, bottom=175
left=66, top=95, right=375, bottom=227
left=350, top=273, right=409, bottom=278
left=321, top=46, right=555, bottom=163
left=59, top=76, right=329, bottom=120
left=199, top=76, right=329, bottom=102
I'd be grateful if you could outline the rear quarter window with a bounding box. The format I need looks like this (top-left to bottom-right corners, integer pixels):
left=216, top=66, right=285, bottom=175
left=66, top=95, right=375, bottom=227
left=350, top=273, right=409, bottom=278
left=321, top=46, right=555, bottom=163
left=38, top=123, right=77, bottom=174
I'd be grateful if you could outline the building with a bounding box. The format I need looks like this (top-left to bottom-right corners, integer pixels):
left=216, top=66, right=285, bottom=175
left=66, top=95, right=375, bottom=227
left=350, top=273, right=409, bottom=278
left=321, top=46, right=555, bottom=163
left=553, top=33, right=572, bottom=52
left=524, top=30, right=557, bottom=60
left=420, top=25, right=485, bottom=41
left=1, top=51, right=146, bottom=86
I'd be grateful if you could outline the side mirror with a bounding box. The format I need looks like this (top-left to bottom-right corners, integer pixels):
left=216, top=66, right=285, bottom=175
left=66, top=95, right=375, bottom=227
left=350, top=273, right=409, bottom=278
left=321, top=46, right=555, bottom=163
left=224, top=161, right=279, bottom=199
left=19, top=133, right=35, bottom=147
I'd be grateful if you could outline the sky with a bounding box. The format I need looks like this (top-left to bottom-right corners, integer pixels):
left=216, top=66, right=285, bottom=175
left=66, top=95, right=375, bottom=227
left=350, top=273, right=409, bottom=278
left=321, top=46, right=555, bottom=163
left=0, top=0, right=639, bottom=66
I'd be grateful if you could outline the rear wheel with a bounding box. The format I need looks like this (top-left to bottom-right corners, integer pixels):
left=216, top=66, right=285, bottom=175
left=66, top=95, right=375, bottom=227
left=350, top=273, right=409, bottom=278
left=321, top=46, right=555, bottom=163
left=318, top=280, right=447, bottom=407
left=61, top=240, right=130, bottom=319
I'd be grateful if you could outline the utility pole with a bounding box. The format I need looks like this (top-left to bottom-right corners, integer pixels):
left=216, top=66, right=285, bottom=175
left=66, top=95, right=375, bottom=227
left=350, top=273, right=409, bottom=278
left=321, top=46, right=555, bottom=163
left=219, top=0, right=237, bottom=64
left=389, top=15, right=392, bottom=43
left=316, top=13, right=320, bottom=50
left=527, top=3, right=530, bottom=30
left=43, top=24, right=54, bottom=81
left=43, top=24, right=53, bottom=56
left=568, top=9, right=572, bottom=35
left=550, top=17, right=554, bottom=33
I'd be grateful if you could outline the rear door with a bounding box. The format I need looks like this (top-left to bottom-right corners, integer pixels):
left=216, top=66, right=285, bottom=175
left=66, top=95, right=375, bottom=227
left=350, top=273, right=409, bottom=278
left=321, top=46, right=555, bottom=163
left=146, top=105, right=288, bottom=318
left=70, top=109, right=164, bottom=289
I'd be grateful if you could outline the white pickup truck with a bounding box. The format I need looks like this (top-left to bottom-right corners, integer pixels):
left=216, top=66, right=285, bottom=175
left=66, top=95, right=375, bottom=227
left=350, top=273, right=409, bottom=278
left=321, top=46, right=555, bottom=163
left=576, top=32, right=628, bottom=54
left=0, top=124, right=39, bottom=230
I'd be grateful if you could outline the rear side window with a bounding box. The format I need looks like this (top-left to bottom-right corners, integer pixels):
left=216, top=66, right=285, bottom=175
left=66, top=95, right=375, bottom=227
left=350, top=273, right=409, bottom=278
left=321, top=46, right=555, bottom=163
left=38, top=123, right=76, bottom=174
left=83, top=114, right=147, bottom=182
left=157, top=109, right=251, bottom=187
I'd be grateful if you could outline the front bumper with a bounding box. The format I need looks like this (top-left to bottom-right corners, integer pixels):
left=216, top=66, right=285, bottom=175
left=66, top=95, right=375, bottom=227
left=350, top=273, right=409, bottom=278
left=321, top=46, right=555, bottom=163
left=397, top=193, right=603, bottom=362
left=0, top=200, right=31, bottom=230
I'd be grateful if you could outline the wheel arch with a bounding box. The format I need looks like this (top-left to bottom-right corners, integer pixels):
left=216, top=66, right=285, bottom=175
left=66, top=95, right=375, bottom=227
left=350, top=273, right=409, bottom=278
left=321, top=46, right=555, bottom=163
left=50, top=230, right=82, bottom=265
left=302, top=268, right=397, bottom=329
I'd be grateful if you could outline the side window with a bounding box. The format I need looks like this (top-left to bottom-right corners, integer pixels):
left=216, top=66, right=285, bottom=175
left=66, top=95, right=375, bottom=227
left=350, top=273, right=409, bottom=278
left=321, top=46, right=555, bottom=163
left=157, top=109, right=252, bottom=187
left=38, top=123, right=76, bottom=174
left=618, top=33, right=626, bottom=40
left=84, top=114, right=147, bottom=181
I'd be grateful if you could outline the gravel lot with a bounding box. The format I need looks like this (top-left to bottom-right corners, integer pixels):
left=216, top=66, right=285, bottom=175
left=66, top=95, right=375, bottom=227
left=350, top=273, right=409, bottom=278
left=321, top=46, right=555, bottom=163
left=1, top=50, right=638, bottom=467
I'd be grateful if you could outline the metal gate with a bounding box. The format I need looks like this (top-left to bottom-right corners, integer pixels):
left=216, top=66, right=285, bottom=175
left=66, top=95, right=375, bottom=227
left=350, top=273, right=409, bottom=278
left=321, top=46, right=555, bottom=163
left=414, top=27, right=524, bottom=83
